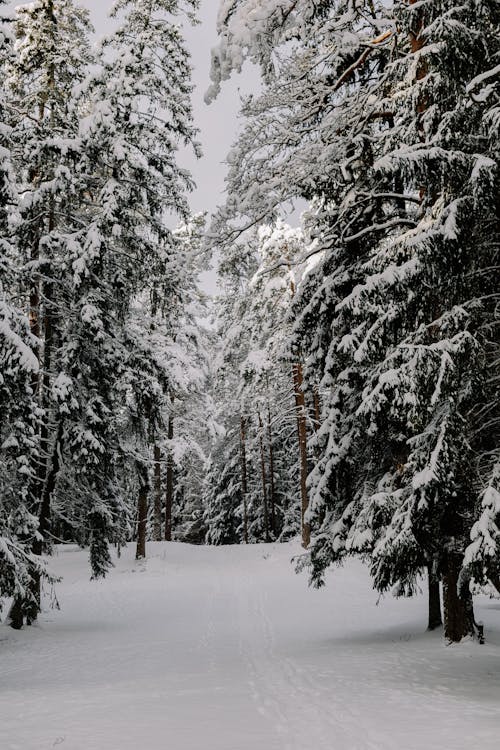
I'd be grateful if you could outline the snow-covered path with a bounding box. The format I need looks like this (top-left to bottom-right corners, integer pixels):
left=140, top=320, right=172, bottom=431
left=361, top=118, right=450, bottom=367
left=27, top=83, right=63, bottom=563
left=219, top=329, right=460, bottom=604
left=1, top=541, right=500, bottom=750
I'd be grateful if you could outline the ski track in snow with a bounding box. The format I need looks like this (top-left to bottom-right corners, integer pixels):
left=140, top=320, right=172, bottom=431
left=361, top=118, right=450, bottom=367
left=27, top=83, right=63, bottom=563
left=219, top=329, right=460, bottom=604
left=1, top=541, right=500, bottom=750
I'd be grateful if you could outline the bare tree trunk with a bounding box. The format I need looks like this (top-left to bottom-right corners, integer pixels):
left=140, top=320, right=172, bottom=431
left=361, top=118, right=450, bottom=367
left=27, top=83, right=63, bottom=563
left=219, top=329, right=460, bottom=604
left=136, top=468, right=149, bottom=560
left=153, top=444, right=162, bottom=541
left=311, top=384, right=322, bottom=461
left=427, top=563, right=442, bottom=631
left=312, top=385, right=321, bottom=434
left=28, top=418, right=64, bottom=624
left=293, top=362, right=310, bottom=549
left=239, top=416, right=249, bottom=544
left=266, top=401, right=277, bottom=536
left=442, top=554, right=474, bottom=642
left=164, top=411, right=174, bottom=542
left=7, top=599, right=24, bottom=630
left=258, top=412, right=270, bottom=542
left=409, top=0, right=429, bottom=203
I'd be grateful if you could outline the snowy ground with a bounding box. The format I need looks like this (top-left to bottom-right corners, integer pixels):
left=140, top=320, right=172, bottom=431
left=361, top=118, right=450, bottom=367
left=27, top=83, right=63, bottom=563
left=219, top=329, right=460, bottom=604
left=1, top=541, right=500, bottom=750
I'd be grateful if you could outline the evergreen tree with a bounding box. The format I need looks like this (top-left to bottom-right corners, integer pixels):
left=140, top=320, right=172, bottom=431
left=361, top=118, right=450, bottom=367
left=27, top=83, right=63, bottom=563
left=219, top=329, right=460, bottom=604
left=0, top=4, right=45, bottom=626
left=210, top=0, right=499, bottom=641
left=63, top=0, right=200, bottom=565
left=205, top=223, right=307, bottom=544
left=302, top=0, right=500, bottom=641
left=6, top=0, right=96, bottom=615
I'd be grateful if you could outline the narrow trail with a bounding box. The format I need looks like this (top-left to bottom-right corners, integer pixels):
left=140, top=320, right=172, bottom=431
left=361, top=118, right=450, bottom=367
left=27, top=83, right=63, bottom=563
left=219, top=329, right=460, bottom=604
left=1, top=542, right=500, bottom=750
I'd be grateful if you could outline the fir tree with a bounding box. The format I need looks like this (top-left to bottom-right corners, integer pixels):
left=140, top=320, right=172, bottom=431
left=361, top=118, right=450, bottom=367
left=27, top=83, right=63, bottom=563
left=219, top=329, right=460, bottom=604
left=0, top=3, right=51, bottom=627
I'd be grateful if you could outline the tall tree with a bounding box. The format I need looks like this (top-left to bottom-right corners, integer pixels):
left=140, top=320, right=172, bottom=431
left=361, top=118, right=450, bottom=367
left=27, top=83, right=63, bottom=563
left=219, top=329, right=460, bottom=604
left=5, top=0, right=95, bottom=619
left=0, top=4, right=47, bottom=626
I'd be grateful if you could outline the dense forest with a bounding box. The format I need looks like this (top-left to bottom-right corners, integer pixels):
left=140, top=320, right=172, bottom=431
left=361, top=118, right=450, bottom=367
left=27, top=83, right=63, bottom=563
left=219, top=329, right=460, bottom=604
left=0, top=0, right=499, bottom=647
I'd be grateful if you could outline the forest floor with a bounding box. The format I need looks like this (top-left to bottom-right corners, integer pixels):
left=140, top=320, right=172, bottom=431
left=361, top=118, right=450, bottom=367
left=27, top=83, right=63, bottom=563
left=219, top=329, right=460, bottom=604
left=1, top=541, right=500, bottom=750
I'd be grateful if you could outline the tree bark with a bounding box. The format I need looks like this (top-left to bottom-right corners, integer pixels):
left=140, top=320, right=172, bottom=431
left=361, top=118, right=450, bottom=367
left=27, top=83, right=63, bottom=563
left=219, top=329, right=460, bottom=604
left=409, top=0, right=429, bottom=200
left=442, top=554, right=474, bottom=642
left=293, top=362, right=310, bottom=548
left=266, top=401, right=277, bottom=536
left=7, top=598, right=24, bottom=630
left=258, top=412, right=270, bottom=542
left=27, top=418, right=63, bottom=624
left=239, top=416, right=249, bottom=544
left=153, top=444, right=162, bottom=541
left=136, top=469, right=149, bottom=560
left=427, top=563, right=442, bottom=631
left=164, top=410, right=174, bottom=542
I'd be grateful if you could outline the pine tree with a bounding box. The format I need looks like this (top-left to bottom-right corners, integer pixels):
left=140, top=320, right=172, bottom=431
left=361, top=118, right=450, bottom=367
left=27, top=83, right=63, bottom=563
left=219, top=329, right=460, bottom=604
left=210, top=0, right=499, bottom=642
left=0, top=3, right=49, bottom=626
left=64, top=0, right=200, bottom=565
left=301, top=0, right=500, bottom=642
left=205, top=223, right=307, bottom=544
left=6, top=0, right=96, bottom=615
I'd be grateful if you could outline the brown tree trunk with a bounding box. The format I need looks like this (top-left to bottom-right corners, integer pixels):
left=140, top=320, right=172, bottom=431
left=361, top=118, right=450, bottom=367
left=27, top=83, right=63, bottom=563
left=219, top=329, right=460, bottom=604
left=312, top=386, right=321, bottom=434
left=240, top=416, right=249, bottom=544
left=311, top=384, right=321, bottom=461
left=164, top=411, right=174, bottom=542
left=293, top=362, right=310, bottom=548
left=153, top=444, right=162, bottom=541
left=442, top=554, right=474, bottom=642
left=409, top=0, right=429, bottom=201
left=427, top=563, right=442, bottom=631
left=136, top=468, right=149, bottom=560
left=258, top=412, right=270, bottom=542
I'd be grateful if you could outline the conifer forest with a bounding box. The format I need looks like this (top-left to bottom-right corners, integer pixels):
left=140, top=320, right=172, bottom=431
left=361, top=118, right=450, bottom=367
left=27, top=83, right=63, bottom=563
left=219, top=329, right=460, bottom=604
left=0, top=1, right=499, bottom=748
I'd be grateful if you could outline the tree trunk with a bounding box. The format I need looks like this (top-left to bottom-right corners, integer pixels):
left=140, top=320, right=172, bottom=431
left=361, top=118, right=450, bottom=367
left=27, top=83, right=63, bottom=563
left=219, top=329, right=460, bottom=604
left=258, top=412, right=270, bottom=542
left=442, top=554, right=474, bottom=642
left=409, top=0, right=429, bottom=201
left=7, top=598, right=24, bottom=630
left=293, top=362, right=310, bottom=548
left=239, top=416, right=249, bottom=544
left=136, top=469, right=149, bottom=560
left=311, top=384, right=321, bottom=461
left=164, top=411, right=174, bottom=542
left=312, top=385, right=321, bottom=434
left=427, top=564, right=442, bottom=631
left=266, top=401, right=277, bottom=536
left=153, top=444, right=162, bottom=541
left=27, top=419, right=63, bottom=624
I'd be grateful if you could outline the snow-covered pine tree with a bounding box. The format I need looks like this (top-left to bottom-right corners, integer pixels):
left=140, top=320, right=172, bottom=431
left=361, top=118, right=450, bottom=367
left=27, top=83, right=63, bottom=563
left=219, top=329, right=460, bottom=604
left=206, top=238, right=259, bottom=543
left=4, top=0, right=94, bottom=621
left=210, top=0, right=499, bottom=642
left=204, top=416, right=243, bottom=545
left=463, top=35, right=500, bottom=596
left=241, top=221, right=308, bottom=541
left=205, top=222, right=309, bottom=544
left=159, top=216, right=213, bottom=545
left=208, top=1, right=396, bottom=554
left=0, top=4, right=47, bottom=627
left=67, top=0, right=200, bottom=564
left=302, top=0, right=500, bottom=642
